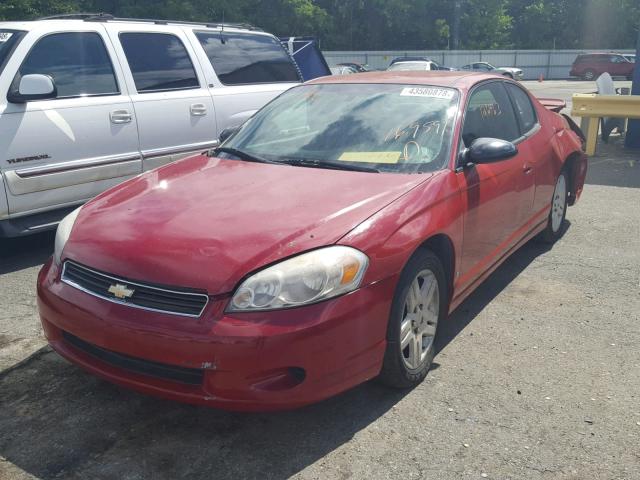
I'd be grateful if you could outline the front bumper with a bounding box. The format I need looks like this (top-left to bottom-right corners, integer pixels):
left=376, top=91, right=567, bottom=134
left=37, top=260, right=396, bottom=411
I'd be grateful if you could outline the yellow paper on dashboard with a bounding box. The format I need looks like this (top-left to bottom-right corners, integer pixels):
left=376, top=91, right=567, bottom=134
left=338, top=152, right=401, bottom=164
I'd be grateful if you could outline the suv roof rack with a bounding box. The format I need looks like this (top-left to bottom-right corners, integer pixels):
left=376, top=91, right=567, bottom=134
left=36, top=13, right=262, bottom=31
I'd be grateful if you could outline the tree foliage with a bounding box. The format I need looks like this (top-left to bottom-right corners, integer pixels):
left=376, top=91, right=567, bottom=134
left=0, top=0, right=638, bottom=50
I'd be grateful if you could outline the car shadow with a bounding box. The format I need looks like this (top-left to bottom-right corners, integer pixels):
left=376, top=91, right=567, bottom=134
left=0, top=228, right=563, bottom=480
left=0, top=230, right=54, bottom=275
left=436, top=225, right=566, bottom=353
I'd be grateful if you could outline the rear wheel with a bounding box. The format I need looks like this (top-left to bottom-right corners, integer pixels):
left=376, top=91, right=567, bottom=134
left=539, top=169, right=568, bottom=244
left=378, top=249, right=447, bottom=388
left=583, top=69, right=596, bottom=81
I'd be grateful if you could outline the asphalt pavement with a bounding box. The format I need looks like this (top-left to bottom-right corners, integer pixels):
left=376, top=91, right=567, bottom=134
left=1, top=80, right=639, bottom=480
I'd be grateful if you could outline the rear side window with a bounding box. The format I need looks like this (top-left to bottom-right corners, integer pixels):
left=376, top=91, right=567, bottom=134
left=120, top=33, right=199, bottom=92
left=462, top=82, right=520, bottom=145
left=195, top=32, right=300, bottom=85
left=16, top=32, right=118, bottom=98
left=505, top=83, right=537, bottom=134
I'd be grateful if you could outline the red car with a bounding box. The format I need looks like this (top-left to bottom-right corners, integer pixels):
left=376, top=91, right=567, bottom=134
left=569, top=53, right=635, bottom=80
left=38, top=72, right=587, bottom=411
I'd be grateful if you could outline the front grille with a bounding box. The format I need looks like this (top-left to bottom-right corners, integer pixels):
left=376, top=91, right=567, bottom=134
left=62, top=261, right=208, bottom=317
left=62, top=331, right=204, bottom=386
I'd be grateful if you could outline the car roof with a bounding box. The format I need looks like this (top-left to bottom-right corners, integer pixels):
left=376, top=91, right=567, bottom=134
left=308, top=71, right=503, bottom=90
left=391, top=61, right=433, bottom=65
left=0, top=18, right=264, bottom=35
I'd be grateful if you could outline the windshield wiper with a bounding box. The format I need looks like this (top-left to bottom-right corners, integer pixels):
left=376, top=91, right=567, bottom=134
left=212, top=147, right=284, bottom=165
left=282, top=158, right=380, bottom=173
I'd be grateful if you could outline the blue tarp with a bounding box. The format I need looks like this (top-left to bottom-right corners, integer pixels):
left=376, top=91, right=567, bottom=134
left=280, top=37, right=331, bottom=81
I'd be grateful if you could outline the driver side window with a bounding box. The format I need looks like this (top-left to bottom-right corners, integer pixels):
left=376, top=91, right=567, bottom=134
left=462, top=82, right=519, bottom=146
left=15, top=32, right=119, bottom=98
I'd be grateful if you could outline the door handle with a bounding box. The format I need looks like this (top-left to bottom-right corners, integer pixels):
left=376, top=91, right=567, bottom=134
left=523, top=165, right=533, bottom=175
left=190, top=103, right=207, bottom=116
left=110, top=110, right=133, bottom=124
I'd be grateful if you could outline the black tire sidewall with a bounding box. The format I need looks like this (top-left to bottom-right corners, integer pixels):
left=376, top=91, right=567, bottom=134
left=378, top=249, right=448, bottom=388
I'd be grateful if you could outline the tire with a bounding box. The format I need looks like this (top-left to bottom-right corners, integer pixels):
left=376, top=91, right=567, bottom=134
left=539, top=169, right=569, bottom=244
left=378, top=249, right=448, bottom=389
left=502, top=72, right=513, bottom=79
left=583, top=69, right=596, bottom=81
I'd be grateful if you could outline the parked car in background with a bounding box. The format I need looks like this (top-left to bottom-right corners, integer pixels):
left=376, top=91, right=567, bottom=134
left=337, top=62, right=370, bottom=72
left=330, top=65, right=357, bottom=75
left=39, top=71, right=587, bottom=411
left=389, top=55, right=432, bottom=65
left=390, top=56, right=454, bottom=71
left=387, top=61, right=437, bottom=72
left=622, top=54, right=635, bottom=63
left=0, top=14, right=302, bottom=237
left=569, top=53, right=634, bottom=80
left=460, top=62, right=523, bottom=80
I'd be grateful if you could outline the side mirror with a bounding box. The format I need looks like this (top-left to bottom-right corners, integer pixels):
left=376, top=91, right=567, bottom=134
left=463, top=138, right=518, bottom=165
left=8, top=74, right=57, bottom=103
left=218, top=125, right=241, bottom=144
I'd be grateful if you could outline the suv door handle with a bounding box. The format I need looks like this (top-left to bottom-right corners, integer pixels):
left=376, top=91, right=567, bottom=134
left=110, top=110, right=133, bottom=124
left=190, top=103, right=207, bottom=116
left=523, top=165, right=533, bottom=175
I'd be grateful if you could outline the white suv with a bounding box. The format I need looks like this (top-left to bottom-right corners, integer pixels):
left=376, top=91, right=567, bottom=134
left=0, top=15, right=301, bottom=237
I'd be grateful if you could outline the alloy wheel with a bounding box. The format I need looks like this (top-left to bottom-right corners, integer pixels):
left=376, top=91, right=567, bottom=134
left=551, top=174, right=567, bottom=233
left=400, top=269, right=439, bottom=370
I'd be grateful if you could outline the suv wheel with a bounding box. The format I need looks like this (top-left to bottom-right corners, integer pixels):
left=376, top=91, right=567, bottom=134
left=583, top=69, right=596, bottom=81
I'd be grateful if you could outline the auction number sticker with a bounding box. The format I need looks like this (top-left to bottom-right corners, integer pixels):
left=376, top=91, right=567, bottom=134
left=0, top=32, right=13, bottom=42
left=400, top=87, right=455, bottom=99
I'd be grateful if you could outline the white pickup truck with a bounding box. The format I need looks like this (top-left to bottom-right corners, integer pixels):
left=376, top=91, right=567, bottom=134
left=0, top=14, right=301, bottom=236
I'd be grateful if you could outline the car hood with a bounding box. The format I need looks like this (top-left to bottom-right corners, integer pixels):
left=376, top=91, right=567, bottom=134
left=64, top=155, right=429, bottom=294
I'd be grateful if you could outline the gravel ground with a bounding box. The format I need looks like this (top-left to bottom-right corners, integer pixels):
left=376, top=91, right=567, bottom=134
left=1, top=82, right=639, bottom=480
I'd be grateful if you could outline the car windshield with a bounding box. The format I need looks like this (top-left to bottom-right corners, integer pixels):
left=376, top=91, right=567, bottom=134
left=388, top=62, right=430, bottom=71
left=0, top=30, right=25, bottom=74
left=222, top=83, right=459, bottom=174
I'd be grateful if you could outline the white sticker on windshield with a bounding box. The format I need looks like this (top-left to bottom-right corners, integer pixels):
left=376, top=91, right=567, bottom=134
left=400, top=87, right=454, bottom=99
left=0, top=32, right=13, bottom=43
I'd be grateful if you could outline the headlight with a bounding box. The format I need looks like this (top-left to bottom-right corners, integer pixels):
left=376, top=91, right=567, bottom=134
left=228, top=246, right=369, bottom=312
left=54, top=207, right=81, bottom=265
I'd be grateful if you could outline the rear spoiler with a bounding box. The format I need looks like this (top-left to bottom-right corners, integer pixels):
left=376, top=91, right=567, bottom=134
left=538, top=97, right=567, bottom=113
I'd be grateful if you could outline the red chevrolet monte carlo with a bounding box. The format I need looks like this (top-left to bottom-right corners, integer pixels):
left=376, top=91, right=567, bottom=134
left=37, top=72, right=587, bottom=411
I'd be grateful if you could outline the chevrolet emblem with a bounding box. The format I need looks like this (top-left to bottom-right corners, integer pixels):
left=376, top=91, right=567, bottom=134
left=108, top=283, right=135, bottom=299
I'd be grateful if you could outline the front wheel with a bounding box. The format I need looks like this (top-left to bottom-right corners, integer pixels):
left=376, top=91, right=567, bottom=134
left=539, top=169, right=568, bottom=244
left=378, top=249, right=447, bottom=388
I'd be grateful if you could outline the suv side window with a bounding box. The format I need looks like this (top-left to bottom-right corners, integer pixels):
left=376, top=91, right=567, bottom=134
left=505, top=83, right=537, bottom=134
left=462, top=82, right=520, bottom=146
left=195, top=32, right=300, bottom=85
left=120, top=33, right=199, bottom=92
left=15, top=32, right=118, bottom=98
